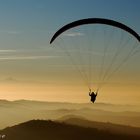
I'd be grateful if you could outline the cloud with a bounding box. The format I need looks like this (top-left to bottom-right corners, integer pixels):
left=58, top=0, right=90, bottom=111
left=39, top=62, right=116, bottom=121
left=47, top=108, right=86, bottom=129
left=0, top=30, right=21, bottom=35
left=0, top=50, right=18, bottom=53
left=0, top=49, right=60, bottom=60
left=63, top=32, right=84, bottom=37
left=0, top=55, right=57, bottom=60
left=0, top=77, right=57, bottom=85
left=3, top=77, right=18, bottom=83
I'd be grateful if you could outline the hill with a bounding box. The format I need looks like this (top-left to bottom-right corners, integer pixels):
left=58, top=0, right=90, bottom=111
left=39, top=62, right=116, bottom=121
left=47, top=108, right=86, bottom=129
left=0, top=99, right=140, bottom=129
left=58, top=115, right=140, bottom=136
left=0, top=120, right=140, bottom=140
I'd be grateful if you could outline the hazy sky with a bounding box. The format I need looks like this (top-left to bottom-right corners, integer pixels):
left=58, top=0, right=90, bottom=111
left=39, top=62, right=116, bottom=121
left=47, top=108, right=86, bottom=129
left=0, top=0, right=140, bottom=104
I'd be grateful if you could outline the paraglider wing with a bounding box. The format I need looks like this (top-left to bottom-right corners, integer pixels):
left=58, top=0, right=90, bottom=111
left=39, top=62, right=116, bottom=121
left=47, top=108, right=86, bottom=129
left=50, top=18, right=140, bottom=44
left=50, top=18, right=140, bottom=92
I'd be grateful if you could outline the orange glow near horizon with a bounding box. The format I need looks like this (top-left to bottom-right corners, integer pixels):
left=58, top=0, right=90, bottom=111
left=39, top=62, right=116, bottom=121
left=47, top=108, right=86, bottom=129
left=0, top=81, right=140, bottom=105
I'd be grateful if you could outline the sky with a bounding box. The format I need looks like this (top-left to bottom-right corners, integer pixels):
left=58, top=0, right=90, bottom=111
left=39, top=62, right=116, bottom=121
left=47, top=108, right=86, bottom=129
left=0, top=0, right=139, bottom=104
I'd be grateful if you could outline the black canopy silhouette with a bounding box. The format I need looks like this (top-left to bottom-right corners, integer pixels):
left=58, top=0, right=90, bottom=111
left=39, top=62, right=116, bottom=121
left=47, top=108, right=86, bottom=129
left=50, top=18, right=140, bottom=44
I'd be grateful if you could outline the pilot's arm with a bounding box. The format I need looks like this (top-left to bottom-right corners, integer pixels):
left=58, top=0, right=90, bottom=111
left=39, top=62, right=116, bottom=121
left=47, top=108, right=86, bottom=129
left=89, top=89, right=91, bottom=95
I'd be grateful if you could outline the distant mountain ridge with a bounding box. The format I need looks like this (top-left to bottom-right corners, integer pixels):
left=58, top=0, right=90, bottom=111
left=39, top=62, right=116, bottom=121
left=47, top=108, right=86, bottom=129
left=0, top=99, right=140, bottom=129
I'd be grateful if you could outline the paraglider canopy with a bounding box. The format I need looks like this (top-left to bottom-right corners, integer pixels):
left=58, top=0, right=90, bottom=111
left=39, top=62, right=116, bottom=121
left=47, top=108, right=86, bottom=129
left=50, top=18, right=140, bottom=92
left=50, top=18, right=140, bottom=44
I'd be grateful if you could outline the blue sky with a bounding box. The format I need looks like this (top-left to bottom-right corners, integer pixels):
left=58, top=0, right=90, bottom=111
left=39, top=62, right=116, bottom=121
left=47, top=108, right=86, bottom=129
left=0, top=0, right=139, bottom=104
left=0, top=0, right=139, bottom=32
left=0, top=0, right=139, bottom=50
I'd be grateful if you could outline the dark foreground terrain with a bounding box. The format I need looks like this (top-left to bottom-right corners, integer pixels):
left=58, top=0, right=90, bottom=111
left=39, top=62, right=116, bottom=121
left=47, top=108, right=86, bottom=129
left=0, top=120, right=139, bottom=140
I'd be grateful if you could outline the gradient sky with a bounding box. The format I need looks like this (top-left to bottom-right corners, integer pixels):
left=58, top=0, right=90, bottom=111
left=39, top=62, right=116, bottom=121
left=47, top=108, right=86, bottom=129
left=0, top=0, right=140, bottom=104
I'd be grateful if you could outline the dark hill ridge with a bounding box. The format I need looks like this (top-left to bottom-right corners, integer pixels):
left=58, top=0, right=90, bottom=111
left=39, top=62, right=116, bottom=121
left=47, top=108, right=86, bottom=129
left=58, top=116, right=140, bottom=136
left=0, top=120, right=140, bottom=140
